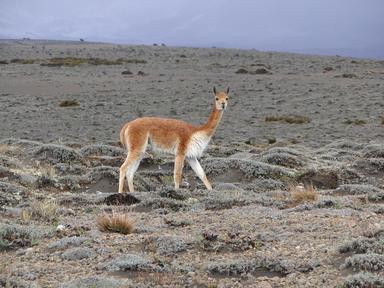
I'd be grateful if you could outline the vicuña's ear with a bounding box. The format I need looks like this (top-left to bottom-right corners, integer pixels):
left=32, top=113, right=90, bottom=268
left=226, top=87, right=230, bottom=94
left=213, top=86, right=217, bottom=95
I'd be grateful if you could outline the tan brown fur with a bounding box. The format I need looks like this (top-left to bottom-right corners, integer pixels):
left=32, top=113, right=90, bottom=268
left=118, top=87, right=229, bottom=192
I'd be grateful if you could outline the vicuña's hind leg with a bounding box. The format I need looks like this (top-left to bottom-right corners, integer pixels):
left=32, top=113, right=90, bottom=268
left=119, top=156, right=129, bottom=193
left=174, top=153, right=186, bottom=189
left=119, top=132, right=148, bottom=193
left=187, top=157, right=212, bottom=190
left=126, top=152, right=142, bottom=192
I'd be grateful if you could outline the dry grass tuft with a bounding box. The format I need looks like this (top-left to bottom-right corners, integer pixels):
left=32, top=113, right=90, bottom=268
left=289, top=182, right=319, bottom=204
left=381, top=117, right=384, bottom=125
left=30, top=199, right=58, bottom=221
left=0, top=144, right=10, bottom=154
left=20, top=209, right=32, bottom=223
left=97, top=213, right=134, bottom=235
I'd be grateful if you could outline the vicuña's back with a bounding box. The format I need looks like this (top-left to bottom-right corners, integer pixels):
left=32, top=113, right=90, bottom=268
left=118, top=86, right=229, bottom=193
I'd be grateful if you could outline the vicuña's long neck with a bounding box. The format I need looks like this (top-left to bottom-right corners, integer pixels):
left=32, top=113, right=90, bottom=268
left=199, top=104, right=223, bottom=136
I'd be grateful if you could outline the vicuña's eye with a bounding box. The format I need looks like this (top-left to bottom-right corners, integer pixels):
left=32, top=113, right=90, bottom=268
left=226, top=97, right=229, bottom=101
left=215, top=97, right=219, bottom=101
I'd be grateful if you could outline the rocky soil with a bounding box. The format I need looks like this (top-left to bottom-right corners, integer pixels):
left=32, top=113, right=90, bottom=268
left=0, top=40, right=383, bottom=288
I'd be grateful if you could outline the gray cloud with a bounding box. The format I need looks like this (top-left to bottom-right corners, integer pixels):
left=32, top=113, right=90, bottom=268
left=0, top=0, right=383, bottom=58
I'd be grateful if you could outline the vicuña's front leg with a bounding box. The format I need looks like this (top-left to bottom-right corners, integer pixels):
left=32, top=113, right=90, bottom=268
left=187, top=157, right=212, bottom=190
left=174, top=153, right=186, bottom=189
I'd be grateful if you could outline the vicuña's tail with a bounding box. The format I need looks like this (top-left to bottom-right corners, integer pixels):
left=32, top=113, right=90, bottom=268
left=119, top=123, right=130, bottom=149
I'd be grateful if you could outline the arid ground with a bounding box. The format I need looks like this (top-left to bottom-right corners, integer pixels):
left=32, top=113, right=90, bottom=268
left=0, top=40, right=383, bottom=288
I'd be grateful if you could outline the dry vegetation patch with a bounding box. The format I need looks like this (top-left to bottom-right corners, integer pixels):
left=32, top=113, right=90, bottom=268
left=265, top=115, right=311, bottom=124
left=29, top=199, right=58, bottom=222
left=289, top=183, right=319, bottom=205
left=59, top=99, right=79, bottom=107
left=97, top=213, right=134, bottom=235
left=344, top=119, right=367, bottom=125
left=40, top=57, right=147, bottom=67
left=10, top=58, right=35, bottom=64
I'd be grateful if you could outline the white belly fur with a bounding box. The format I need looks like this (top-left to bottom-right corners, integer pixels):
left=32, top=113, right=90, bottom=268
left=186, top=131, right=211, bottom=158
left=149, top=138, right=178, bottom=155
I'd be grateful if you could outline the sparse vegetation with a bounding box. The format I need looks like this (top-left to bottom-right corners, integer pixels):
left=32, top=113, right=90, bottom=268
left=59, top=99, right=79, bottom=107
left=265, top=115, right=311, bottom=124
left=0, top=224, right=43, bottom=250
left=121, top=70, right=133, bottom=75
left=33, top=144, right=83, bottom=164
left=39, top=57, right=147, bottom=67
left=289, top=182, right=319, bottom=204
left=252, top=68, right=270, bottom=74
left=10, top=58, right=35, bottom=64
left=340, top=73, right=358, bottom=78
left=343, top=272, right=384, bottom=288
left=97, top=213, right=134, bottom=235
left=344, top=253, right=384, bottom=271
left=2, top=42, right=384, bottom=287
left=344, top=119, right=367, bottom=125
left=235, top=68, right=248, bottom=74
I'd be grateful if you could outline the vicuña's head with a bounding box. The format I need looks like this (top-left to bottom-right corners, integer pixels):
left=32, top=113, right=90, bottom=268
left=213, top=86, right=229, bottom=111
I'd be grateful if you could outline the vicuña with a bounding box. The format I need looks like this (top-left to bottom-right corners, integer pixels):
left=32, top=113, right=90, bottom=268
left=118, top=86, right=229, bottom=192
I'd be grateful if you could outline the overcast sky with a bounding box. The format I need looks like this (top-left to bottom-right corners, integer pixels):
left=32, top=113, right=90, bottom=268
left=1, top=0, right=383, bottom=59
